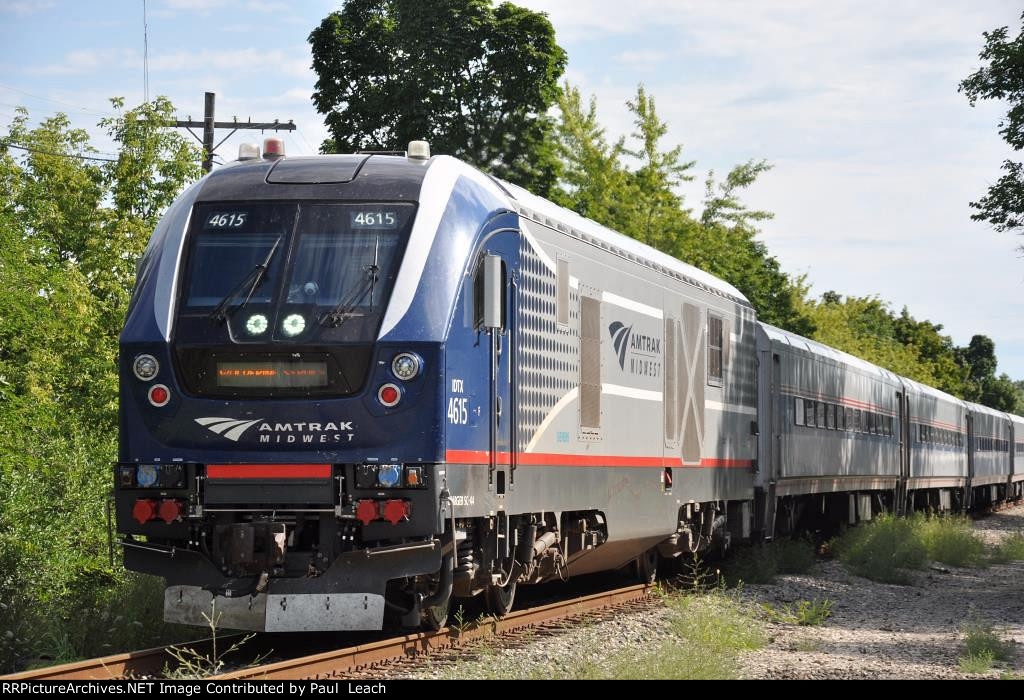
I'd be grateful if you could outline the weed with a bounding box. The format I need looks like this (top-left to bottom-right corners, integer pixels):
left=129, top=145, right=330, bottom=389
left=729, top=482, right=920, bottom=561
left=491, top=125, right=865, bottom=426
left=774, top=538, right=817, bottom=575
left=762, top=599, right=833, bottom=626
left=962, top=622, right=1014, bottom=664
left=960, top=650, right=995, bottom=674
left=912, top=514, right=987, bottom=568
left=163, top=602, right=263, bottom=679
left=990, top=532, right=1024, bottom=564
left=721, top=538, right=816, bottom=586
left=791, top=637, right=823, bottom=653
left=831, top=514, right=926, bottom=584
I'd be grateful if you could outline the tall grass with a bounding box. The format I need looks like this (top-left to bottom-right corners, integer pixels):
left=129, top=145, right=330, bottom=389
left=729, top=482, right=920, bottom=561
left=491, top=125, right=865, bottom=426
left=832, top=513, right=992, bottom=584
left=959, top=622, right=1015, bottom=674
left=831, top=515, right=927, bottom=584
left=913, top=514, right=987, bottom=568
left=720, top=538, right=817, bottom=586
left=580, top=591, right=766, bottom=680
left=3, top=573, right=193, bottom=672
left=990, top=532, right=1024, bottom=564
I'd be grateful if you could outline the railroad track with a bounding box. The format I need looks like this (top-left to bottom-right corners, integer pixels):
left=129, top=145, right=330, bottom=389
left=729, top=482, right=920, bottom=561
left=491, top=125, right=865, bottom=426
left=1, top=634, right=250, bottom=681
left=212, top=583, right=653, bottom=680
left=4, top=583, right=653, bottom=681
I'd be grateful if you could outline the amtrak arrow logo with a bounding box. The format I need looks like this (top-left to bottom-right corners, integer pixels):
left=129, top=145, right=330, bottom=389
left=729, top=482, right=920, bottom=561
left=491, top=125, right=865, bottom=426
left=195, top=416, right=263, bottom=442
left=609, top=321, right=633, bottom=370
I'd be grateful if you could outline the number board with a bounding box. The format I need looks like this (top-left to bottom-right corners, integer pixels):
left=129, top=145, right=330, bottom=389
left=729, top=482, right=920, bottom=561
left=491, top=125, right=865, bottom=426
left=205, top=212, right=248, bottom=229
left=350, top=210, right=399, bottom=229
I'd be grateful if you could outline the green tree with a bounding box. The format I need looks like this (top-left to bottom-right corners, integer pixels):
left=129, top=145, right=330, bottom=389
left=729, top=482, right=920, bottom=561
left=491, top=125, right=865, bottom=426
left=309, top=0, right=566, bottom=195
left=0, top=100, right=199, bottom=669
left=552, top=83, right=813, bottom=335
left=960, top=12, right=1024, bottom=237
left=799, top=294, right=937, bottom=385
left=551, top=84, right=634, bottom=230
left=956, top=334, right=1020, bottom=410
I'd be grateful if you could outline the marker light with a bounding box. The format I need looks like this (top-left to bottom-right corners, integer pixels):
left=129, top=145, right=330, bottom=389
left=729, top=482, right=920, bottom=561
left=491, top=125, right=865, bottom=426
left=133, top=354, right=159, bottom=381
left=378, top=464, right=401, bottom=488
left=263, top=137, right=285, bottom=159
left=246, top=313, right=269, bottom=335
left=136, top=464, right=159, bottom=488
left=238, top=142, right=260, bottom=161
left=148, top=384, right=170, bottom=407
left=392, top=352, right=421, bottom=381
left=281, top=313, right=305, bottom=337
left=377, top=383, right=401, bottom=408
left=407, top=140, right=430, bottom=160
left=405, top=465, right=423, bottom=487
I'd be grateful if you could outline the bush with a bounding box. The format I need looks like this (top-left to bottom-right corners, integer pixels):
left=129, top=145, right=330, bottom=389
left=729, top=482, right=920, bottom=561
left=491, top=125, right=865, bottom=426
left=720, top=538, right=816, bottom=586
left=774, top=538, right=817, bottom=574
left=990, top=532, right=1024, bottom=564
left=912, top=514, right=987, bottom=568
left=831, top=514, right=927, bottom=584
left=963, top=622, right=1014, bottom=663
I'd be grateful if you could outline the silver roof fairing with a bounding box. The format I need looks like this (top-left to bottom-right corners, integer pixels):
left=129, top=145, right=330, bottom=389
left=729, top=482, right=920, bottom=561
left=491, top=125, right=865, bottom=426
left=898, top=375, right=968, bottom=409
left=500, top=180, right=751, bottom=307
left=758, top=322, right=902, bottom=383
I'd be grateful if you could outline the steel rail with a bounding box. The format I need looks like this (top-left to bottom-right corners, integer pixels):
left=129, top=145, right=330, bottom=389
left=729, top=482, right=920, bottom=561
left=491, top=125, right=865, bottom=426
left=212, top=583, right=652, bottom=680
left=2, top=634, right=249, bottom=681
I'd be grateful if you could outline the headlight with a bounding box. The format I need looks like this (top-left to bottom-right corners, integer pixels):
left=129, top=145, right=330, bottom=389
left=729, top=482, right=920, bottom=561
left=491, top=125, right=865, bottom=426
left=282, top=313, right=306, bottom=337
left=392, top=352, right=421, bottom=381
left=133, top=354, right=159, bottom=381
left=378, top=464, right=402, bottom=488
left=136, top=464, right=159, bottom=488
left=246, top=313, right=268, bottom=335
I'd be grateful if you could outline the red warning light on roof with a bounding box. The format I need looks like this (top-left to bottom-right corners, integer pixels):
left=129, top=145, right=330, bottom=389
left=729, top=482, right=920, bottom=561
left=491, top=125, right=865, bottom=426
left=263, top=137, right=285, bottom=159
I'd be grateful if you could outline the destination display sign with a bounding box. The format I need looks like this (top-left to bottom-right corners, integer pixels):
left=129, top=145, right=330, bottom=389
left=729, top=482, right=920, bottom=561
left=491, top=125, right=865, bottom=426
left=215, top=361, right=329, bottom=388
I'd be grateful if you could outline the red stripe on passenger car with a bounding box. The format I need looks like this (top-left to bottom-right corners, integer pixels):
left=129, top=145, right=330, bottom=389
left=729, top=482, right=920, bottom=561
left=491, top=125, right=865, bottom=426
left=206, top=464, right=332, bottom=479
left=444, top=450, right=751, bottom=469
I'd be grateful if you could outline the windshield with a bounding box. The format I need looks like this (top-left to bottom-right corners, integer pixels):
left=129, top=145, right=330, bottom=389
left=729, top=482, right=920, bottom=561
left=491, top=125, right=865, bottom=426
left=180, top=202, right=414, bottom=344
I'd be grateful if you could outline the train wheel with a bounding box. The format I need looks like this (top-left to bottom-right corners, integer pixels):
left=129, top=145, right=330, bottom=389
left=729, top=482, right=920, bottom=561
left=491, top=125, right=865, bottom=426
left=485, top=578, right=517, bottom=617
left=634, top=548, right=658, bottom=584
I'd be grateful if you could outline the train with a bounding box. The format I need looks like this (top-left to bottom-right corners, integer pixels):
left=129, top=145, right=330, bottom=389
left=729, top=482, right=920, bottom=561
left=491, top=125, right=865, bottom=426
left=114, top=138, right=1024, bottom=633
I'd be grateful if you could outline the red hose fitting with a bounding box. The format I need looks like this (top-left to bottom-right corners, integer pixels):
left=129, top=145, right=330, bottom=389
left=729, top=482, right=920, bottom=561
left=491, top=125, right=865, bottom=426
left=132, top=499, right=157, bottom=525
left=382, top=499, right=410, bottom=525
left=356, top=499, right=379, bottom=526
left=158, top=499, right=183, bottom=524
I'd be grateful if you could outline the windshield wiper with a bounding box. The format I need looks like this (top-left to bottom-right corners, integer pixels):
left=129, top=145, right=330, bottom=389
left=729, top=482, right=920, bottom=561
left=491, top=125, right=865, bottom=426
left=319, top=236, right=380, bottom=328
left=208, top=236, right=282, bottom=322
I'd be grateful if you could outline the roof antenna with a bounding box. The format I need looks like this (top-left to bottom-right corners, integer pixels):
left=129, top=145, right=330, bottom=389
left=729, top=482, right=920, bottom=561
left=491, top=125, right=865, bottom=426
left=142, top=0, right=150, bottom=103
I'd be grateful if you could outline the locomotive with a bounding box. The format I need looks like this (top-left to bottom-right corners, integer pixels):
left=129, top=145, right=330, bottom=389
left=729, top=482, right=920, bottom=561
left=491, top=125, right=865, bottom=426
left=114, top=139, right=1024, bottom=632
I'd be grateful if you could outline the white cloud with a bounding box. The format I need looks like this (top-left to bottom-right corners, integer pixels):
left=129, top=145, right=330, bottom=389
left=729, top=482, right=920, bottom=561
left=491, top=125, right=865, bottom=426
left=517, top=0, right=1024, bottom=374
left=0, top=0, right=54, bottom=15
left=32, top=49, right=140, bottom=76
left=148, top=47, right=309, bottom=78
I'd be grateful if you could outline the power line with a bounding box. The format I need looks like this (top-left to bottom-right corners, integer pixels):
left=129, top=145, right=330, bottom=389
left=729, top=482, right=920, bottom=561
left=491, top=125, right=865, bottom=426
left=174, top=91, right=294, bottom=173
left=0, top=82, right=116, bottom=118
left=293, top=126, right=317, bottom=154
left=1, top=142, right=119, bottom=163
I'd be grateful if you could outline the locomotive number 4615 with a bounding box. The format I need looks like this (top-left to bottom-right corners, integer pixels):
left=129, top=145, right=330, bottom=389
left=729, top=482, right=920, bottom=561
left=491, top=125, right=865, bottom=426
left=447, top=397, right=468, bottom=425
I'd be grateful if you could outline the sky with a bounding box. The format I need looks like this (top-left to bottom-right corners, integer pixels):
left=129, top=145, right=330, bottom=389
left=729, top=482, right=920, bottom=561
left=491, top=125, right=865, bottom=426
left=2, top=0, right=1023, bottom=377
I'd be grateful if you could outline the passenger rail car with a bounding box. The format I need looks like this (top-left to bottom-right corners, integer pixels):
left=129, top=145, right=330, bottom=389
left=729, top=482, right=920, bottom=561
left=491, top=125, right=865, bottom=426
left=114, top=140, right=1022, bottom=633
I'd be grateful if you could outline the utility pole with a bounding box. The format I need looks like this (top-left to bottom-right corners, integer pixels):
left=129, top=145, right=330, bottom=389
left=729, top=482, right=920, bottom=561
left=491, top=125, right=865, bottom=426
left=174, top=91, right=296, bottom=173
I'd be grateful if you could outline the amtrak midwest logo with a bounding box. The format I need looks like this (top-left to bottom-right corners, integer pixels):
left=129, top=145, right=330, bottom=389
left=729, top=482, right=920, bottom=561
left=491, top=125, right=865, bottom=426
left=195, top=417, right=355, bottom=443
left=608, top=321, right=662, bottom=378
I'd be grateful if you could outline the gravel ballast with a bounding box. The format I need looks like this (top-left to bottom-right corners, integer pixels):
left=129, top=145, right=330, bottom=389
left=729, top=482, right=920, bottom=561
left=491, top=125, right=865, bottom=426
left=388, top=504, right=1024, bottom=679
